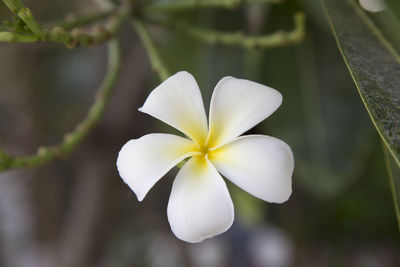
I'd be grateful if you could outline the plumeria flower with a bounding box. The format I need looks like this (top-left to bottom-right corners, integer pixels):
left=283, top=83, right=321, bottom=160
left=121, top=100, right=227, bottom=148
left=359, top=0, right=386, bottom=12
left=116, top=71, right=294, bottom=243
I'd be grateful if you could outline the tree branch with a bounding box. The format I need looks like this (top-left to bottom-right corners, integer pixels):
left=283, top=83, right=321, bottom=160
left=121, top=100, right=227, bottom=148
left=0, top=31, right=39, bottom=42
left=2, top=0, right=23, bottom=14
left=0, top=38, right=121, bottom=171
left=17, top=7, right=46, bottom=37
left=2, top=0, right=45, bottom=37
left=0, top=0, right=129, bottom=47
left=133, top=20, right=170, bottom=81
left=0, top=12, right=128, bottom=47
left=53, top=9, right=117, bottom=31
left=144, top=0, right=283, bottom=13
left=153, top=12, right=306, bottom=49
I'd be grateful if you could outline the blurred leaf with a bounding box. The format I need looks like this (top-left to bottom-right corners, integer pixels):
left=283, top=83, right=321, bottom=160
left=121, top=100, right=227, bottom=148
left=322, top=0, right=400, bottom=170
left=384, top=144, right=400, bottom=231
left=230, top=185, right=265, bottom=226
left=293, top=34, right=374, bottom=199
left=385, top=0, right=400, bottom=22
left=368, top=8, right=400, bottom=53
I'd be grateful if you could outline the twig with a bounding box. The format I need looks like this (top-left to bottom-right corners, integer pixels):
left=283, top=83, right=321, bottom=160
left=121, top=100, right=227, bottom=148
left=0, top=12, right=127, bottom=47
left=0, top=31, right=39, bottom=42
left=17, top=7, right=46, bottom=37
left=53, top=9, right=117, bottom=31
left=133, top=20, right=170, bottom=81
left=2, top=0, right=23, bottom=15
left=0, top=0, right=129, bottom=47
left=0, top=14, right=128, bottom=47
left=154, top=12, right=306, bottom=49
left=2, top=0, right=46, bottom=37
left=144, top=0, right=283, bottom=13
left=0, top=39, right=121, bottom=171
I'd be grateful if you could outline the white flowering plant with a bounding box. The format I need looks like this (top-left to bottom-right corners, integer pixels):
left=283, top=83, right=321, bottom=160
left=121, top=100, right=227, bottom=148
left=0, top=0, right=399, bottom=265
left=117, top=71, right=294, bottom=242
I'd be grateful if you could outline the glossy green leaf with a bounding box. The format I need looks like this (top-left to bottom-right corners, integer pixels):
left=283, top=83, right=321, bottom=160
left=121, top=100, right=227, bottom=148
left=322, top=0, right=400, bottom=168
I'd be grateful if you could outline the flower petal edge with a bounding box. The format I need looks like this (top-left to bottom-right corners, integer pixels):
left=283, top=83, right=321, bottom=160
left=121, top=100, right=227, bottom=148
left=167, top=156, right=234, bottom=243
left=209, top=135, right=294, bottom=203
left=116, top=133, right=198, bottom=201
left=207, top=77, right=282, bottom=148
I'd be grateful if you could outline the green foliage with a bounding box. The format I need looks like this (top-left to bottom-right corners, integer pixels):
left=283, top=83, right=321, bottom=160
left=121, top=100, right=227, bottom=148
left=385, top=0, right=400, bottom=22
left=322, top=0, right=400, bottom=227
left=0, top=39, right=121, bottom=170
left=0, top=0, right=304, bottom=171
left=384, top=146, right=400, bottom=231
left=0, top=0, right=399, bottom=262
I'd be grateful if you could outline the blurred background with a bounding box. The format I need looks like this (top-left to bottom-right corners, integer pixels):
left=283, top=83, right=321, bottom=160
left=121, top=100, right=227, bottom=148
left=0, top=0, right=399, bottom=266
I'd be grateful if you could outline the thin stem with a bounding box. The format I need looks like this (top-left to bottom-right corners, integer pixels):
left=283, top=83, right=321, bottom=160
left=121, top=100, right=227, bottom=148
left=0, top=31, right=39, bottom=42
left=17, top=7, right=45, bottom=37
left=0, top=9, right=129, bottom=47
left=151, top=12, right=305, bottom=49
left=133, top=20, right=170, bottom=81
left=144, top=0, right=283, bottom=13
left=1, top=0, right=129, bottom=47
left=0, top=39, right=121, bottom=171
left=2, top=0, right=23, bottom=14
left=2, top=0, right=46, bottom=37
left=52, top=9, right=117, bottom=31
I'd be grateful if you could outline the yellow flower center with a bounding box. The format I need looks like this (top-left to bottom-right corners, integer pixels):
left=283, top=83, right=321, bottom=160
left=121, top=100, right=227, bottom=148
left=198, top=144, right=210, bottom=156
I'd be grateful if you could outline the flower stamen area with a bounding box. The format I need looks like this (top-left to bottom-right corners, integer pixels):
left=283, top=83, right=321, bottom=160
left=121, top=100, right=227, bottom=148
left=198, top=144, right=210, bottom=156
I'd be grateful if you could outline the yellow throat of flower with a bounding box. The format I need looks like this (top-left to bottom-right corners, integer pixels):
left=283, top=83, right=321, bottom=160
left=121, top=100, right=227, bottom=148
left=198, top=144, right=210, bottom=156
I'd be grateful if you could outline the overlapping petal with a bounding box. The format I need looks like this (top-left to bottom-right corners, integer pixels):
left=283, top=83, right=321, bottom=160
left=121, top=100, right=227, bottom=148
left=117, top=71, right=295, bottom=243
left=209, top=135, right=294, bottom=203
left=207, top=77, right=282, bottom=148
left=116, top=134, right=198, bottom=201
left=139, top=71, right=208, bottom=145
left=167, top=156, right=234, bottom=243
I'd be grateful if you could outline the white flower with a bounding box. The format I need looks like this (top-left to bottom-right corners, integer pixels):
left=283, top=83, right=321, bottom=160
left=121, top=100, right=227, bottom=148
left=116, top=71, right=294, bottom=243
left=359, top=0, right=386, bottom=12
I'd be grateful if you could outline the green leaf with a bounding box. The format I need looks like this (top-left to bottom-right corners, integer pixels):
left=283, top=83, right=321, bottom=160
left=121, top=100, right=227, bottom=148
left=322, top=0, right=400, bottom=168
left=385, top=0, right=400, bottom=22
left=384, top=145, right=400, bottom=231
left=322, top=0, right=400, bottom=228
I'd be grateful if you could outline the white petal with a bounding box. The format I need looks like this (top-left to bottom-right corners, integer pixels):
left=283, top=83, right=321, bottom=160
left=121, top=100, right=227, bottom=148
left=167, top=156, right=234, bottom=243
left=116, top=134, right=198, bottom=201
left=359, top=0, right=386, bottom=12
left=139, top=71, right=208, bottom=145
left=207, top=77, right=282, bottom=148
left=209, top=135, right=294, bottom=203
